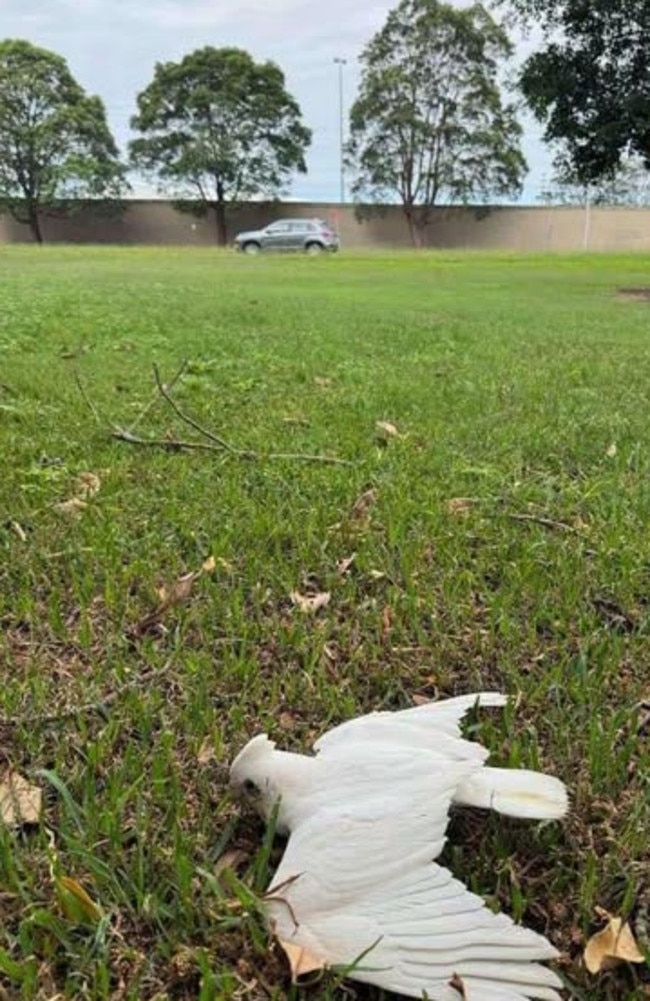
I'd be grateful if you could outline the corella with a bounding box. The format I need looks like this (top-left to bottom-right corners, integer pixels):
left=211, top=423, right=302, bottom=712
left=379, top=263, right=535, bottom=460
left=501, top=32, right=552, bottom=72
left=230, top=692, right=568, bottom=1000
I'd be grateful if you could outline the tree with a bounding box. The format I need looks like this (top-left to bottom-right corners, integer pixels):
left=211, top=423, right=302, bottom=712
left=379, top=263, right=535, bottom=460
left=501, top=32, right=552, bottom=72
left=347, top=0, right=526, bottom=246
left=495, top=0, right=650, bottom=184
left=540, top=153, right=650, bottom=207
left=0, top=39, right=127, bottom=243
left=129, top=47, right=311, bottom=245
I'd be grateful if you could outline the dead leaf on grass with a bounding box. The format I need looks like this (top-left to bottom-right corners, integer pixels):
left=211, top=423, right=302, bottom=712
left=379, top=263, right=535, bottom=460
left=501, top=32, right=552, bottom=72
left=337, top=554, right=356, bottom=576
left=446, top=498, right=477, bottom=516
left=54, top=497, right=88, bottom=518
left=605, top=443, right=618, bottom=459
left=75, top=472, right=101, bottom=498
left=314, top=377, right=332, bottom=388
left=290, top=591, right=331, bottom=614
left=279, top=940, right=324, bottom=981
left=197, top=737, right=215, bottom=765
left=215, top=849, right=248, bottom=880
left=349, top=488, right=377, bottom=524
left=56, top=875, right=102, bottom=924
left=0, top=772, right=42, bottom=827
left=375, top=420, right=402, bottom=438
left=584, top=911, right=645, bottom=973
left=10, top=521, right=27, bottom=543
left=132, top=556, right=216, bottom=637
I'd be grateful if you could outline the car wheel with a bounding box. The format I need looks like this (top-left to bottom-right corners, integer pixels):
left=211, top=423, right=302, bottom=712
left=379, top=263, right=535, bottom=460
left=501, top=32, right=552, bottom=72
left=243, top=242, right=261, bottom=255
left=305, top=242, right=324, bottom=255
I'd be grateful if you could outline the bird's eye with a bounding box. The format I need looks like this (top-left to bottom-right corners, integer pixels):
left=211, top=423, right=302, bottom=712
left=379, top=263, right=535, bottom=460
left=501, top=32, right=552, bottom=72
left=243, top=778, right=259, bottom=795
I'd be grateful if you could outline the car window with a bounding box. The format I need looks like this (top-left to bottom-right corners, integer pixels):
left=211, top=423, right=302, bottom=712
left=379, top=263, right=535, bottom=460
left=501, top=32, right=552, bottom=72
left=289, top=222, right=310, bottom=233
left=265, top=223, right=289, bottom=234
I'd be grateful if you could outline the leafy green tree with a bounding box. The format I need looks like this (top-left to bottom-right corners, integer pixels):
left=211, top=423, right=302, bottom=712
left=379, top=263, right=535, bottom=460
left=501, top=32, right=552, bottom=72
left=0, top=39, right=127, bottom=243
left=347, top=0, right=526, bottom=246
left=129, top=47, right=311, bottom=245
left=495, top=0, right=650, bottom=183
left=540, top=153, right=650, bottom=207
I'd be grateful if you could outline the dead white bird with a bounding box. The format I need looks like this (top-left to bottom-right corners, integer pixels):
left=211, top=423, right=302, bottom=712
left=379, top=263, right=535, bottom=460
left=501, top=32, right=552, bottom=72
left=229, top=692, right=568, bottom=1001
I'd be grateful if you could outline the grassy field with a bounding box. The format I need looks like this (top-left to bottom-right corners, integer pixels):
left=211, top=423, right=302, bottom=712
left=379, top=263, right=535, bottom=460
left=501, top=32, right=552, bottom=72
left=1, top=245, right=649, bottom=1000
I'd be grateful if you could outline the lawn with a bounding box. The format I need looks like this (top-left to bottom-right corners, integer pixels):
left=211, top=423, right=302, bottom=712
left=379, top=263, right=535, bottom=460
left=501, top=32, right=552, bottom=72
left=0, top=245, right=649, bottom=1000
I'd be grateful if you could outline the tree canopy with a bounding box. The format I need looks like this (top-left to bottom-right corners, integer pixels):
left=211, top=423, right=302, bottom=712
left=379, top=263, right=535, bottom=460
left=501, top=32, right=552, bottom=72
left=347, top=0, right=526, bottom=245
left=496, top=0, right=650, bottom=183
left=129, top=47, right=311, bottom=244
left=0, top=39, right=127, bottom=243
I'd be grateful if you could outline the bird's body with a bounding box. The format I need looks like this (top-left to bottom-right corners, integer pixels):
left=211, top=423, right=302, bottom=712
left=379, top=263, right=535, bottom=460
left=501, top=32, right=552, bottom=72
left=230, top=692, right=568, bottom=1001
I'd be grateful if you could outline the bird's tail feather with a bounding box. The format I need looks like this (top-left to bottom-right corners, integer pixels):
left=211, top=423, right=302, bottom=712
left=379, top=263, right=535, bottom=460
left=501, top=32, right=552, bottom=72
left=453, top=767, right=568, bottom=820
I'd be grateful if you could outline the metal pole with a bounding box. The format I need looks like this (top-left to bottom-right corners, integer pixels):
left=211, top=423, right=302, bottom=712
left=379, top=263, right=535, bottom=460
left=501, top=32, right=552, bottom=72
left=334, top=58, right=347, bottom=204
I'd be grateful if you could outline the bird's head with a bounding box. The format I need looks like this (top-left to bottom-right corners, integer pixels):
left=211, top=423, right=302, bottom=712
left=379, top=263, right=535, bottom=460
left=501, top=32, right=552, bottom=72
left=229, top=734, right=279, bottom=821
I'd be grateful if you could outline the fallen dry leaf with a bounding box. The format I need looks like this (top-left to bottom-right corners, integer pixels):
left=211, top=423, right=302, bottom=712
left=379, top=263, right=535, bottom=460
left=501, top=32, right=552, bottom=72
left=375, top=420, right=401, bottom=438
left=314, top=376, right=332, bottom=388
left=337, top=554, right=356, bottom=576
left=606, top=443, right=618, bottom=459
left=214, top=849, right=248, bottom=880
left=57, top=875, right=102, bottom=924
left=157, top=572, right=196, bottom=609
left=197, top=737, right=215, bottom=765
left=202, top=555, right=216, bottom=574
left=446, top=498, right=477, bottom=516
left=0, top=772, right=42, bottom=827
left=584, top=913, right=645, bottom=973
left=279, top=940, right=324, bottom=981
left=54, top=497, right=88, bottom=517
left=381, top=605, right=393, bottom=642
left=75, top=472, right=101, bottom=498
left=349, top=489, right=378, bottom=524
left=290, top=591, right=331, bottom=614
left=10, top=521, right=27, bottom=543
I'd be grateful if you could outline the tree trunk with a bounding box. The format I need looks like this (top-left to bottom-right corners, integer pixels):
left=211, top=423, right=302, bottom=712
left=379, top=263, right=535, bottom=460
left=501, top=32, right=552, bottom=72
left=214, top=181, right=228, bottom=246
left=404, top=205, right=422, bottom=248
left=27, top=201, right=44, bottom=244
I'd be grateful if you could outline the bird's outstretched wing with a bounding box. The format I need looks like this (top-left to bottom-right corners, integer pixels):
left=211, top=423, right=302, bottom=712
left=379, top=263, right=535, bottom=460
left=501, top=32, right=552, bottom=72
left=266, top=789, right=562, bottom=1001
left=313, top=691, right=507, bottom=761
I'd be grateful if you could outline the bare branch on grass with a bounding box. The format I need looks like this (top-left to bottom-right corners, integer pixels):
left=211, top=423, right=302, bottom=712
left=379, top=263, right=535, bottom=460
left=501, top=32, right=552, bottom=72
left=76, top=363, right=353, bottom=467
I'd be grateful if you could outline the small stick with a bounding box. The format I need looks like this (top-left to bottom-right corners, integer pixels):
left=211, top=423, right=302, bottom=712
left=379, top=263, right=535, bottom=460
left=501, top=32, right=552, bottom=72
left=153, top=363, right=240, bottom=454
left=505, top=513, right=578, bottom=533
left=74, top=371, right=104, bottom=427
left=126, top=360, right=188, bottom=434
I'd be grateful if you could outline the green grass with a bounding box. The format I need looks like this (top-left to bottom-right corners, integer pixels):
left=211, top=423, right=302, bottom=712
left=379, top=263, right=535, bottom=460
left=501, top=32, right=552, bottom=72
left=1, top=245, right=649, bottom=1000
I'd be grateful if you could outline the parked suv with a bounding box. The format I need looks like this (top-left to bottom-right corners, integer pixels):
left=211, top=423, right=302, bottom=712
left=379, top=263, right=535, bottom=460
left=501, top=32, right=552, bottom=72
left=234, top=218, right=339, bottom=255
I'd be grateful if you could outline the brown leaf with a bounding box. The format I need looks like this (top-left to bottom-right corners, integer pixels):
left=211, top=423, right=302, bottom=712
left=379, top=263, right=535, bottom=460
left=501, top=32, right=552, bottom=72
left=375, top=420, right=401, bottom=437
left=290, top=591, right=331, bottom=613
left=584, top=914, right=645, bottom=973
left=201, top=555, right=216, bottom=574
left=278, top=940, right=324, bottom=981
left=157, top=572, right=197, bottom=610
left=0, top=772, right=42, bottom=827
left=197, top=737, right=215, bottom=765
left=10, top=521, right=27, bottom=543
left=57, top=875, right=102, bottom=924
left=54, top=498, right=88, bottom=518
left=349, top=488, right=377, bottom=524
left=446, top=498, right=477, bottom=516
left=336, top=554, right=356, bottom=576
left=606, top=443, right=618, bottom=459
left=314, top=377, right=332, bottom=388
left=75, top=472, right=101, bottom=498
left=381, top=605, right=393, bottom=642
left=214, top=849, right=248, bottom=879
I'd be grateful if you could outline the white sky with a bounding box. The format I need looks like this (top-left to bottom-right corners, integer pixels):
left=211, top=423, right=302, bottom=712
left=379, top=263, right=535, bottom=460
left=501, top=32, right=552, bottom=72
left=2, top=0, right=553, bottom=203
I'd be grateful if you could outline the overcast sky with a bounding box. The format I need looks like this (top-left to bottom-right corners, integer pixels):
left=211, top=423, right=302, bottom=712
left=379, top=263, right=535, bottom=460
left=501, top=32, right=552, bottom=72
left=3, top=0, right=553, bottom=203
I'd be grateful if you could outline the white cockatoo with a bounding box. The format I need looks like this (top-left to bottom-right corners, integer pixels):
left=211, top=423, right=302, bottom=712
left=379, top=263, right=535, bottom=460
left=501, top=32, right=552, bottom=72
left=229, top=692, right=568, bottom=1001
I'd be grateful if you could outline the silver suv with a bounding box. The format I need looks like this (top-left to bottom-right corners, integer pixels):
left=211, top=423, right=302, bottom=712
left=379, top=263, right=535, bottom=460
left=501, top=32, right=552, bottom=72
left=234, top=218, right=340, bottom=255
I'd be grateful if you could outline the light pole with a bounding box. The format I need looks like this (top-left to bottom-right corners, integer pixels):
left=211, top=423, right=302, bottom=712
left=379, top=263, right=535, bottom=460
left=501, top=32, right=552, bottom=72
left=334, top=57, right=347, bottom=205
